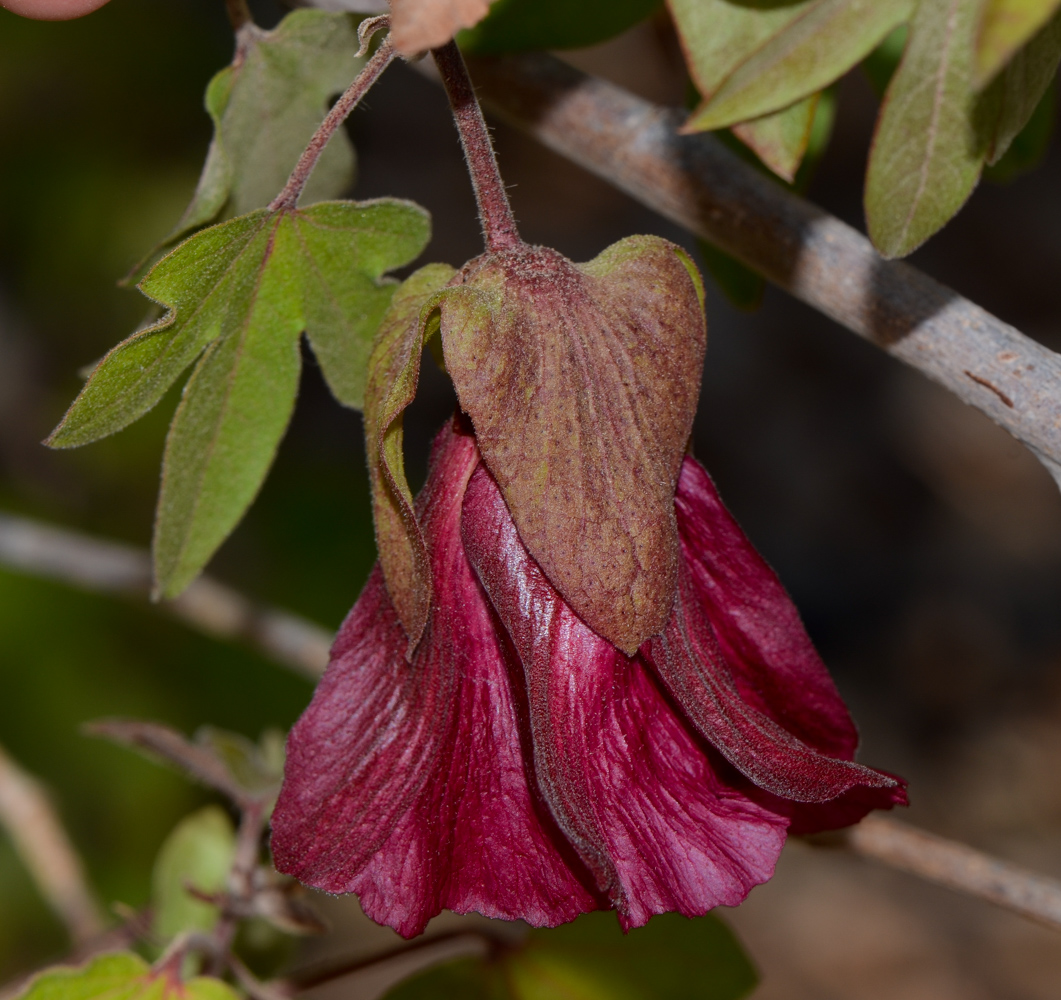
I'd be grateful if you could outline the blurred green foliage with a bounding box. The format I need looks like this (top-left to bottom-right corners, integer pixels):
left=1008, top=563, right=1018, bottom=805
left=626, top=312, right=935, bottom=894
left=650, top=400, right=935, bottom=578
left=0, top=0, right=378, bottom=979
left=385, top=911, right=757, bottom=1000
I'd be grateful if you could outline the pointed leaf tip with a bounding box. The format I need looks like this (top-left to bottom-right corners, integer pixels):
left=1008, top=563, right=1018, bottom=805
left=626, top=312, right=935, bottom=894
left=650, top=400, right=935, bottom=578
left=866, top=0, right=986, bottom=258
left=681, top=0, right=913, bottom=133
left=440, top=237, right=706, bottom=654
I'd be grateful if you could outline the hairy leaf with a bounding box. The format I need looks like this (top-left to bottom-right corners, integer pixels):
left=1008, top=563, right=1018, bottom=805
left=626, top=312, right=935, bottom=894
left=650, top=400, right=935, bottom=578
left=731, top=94, right=820, bottom=182
left=50, top=200, right=429, bottom=596
left=865, top=0, right=991, bottom=258
left=363, top=264, right=456, bottom=645
left=985, top=8, right=1061, bottom=162
left=438, top=237, right=705, bottom=655
left=390, top=0, right=492, bottom=55
left=862, top=24, right=909, bottom=97
left=131, top=10, right=365, bottom=277
left=976, top=0, right=1061, bottom=85
left=687, top=0, right=912, bottom=131
left=459, top=0, right=661, bottom=53
left=12, top=953, right=239, bottom=1000
left=152, top=807, right=236, bottom=943
left=385, top=912, right=756, bottom=1000
left=669, top=0, right=813, bottom=103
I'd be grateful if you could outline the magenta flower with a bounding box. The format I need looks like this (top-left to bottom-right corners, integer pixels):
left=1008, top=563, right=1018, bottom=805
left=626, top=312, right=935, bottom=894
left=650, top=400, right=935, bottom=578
left=271, top=416, right=905, bottom=938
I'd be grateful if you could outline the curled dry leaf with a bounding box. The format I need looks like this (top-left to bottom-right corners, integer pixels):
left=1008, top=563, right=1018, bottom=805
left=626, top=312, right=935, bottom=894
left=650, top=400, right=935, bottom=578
left=363, top=264, right=457, bottom=646
left=439, top=236, right=706, bottom=655
left=389, top=0, right=493, bottom=56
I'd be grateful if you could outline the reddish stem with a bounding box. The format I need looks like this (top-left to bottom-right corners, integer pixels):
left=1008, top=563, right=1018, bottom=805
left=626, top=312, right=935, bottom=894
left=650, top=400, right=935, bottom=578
left=224, top=0, right=252, bottom=30
left=432, top=41, right=522, bottom=253
left=270, top=38, right=397, bottom=212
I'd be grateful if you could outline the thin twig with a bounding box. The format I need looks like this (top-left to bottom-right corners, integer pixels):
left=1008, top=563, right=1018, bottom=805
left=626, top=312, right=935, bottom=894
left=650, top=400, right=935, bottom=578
left=83, top=719, right=263, bottom=809
left=0, top=511, right=331, bottom=679
left=839, top=814, right=1061, bottom=931
left=0, top=743, right=105, bottom=947
left=228, top=955, right=293, bottom=1000
left=432, top=41, right=521, bottom=253
left=285, top=929, right=498, bottom=992
left=209, top=802, right=266, bottom=974
left=449, top=52, right=1061, bottom=490
left=270, top=31, right=397, bottom=212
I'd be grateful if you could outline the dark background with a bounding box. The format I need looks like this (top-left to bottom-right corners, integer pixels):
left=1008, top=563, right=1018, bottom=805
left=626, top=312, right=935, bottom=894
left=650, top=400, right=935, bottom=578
left=1, top=1, right=1060, bottom=994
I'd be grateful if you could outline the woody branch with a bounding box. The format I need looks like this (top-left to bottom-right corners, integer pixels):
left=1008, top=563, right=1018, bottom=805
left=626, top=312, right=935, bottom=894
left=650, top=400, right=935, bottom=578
left=406, top=49, right=1061, bottom=489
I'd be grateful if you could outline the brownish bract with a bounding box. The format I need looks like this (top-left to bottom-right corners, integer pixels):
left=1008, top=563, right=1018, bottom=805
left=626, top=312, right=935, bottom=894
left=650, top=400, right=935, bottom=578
left=438, top=237, right=706, bottom=654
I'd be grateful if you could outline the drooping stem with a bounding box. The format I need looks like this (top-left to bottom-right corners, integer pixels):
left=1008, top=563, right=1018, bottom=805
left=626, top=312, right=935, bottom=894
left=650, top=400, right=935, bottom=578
left=270, top=35, right=397, bottom=212
left=432, top=41, right=521, bottom=253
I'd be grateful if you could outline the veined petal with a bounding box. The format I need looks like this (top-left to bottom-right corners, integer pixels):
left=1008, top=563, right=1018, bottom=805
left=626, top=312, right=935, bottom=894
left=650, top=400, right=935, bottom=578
left=674, top=455, right=858, bottom=752
left=643, top=456, right=905, bottom=810
left=272, top=419, right=596, bottom=937
left=463, top=465, right=788, bottom=929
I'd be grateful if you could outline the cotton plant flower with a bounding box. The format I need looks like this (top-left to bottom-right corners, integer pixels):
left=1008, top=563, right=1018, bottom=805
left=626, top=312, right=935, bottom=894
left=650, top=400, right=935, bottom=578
left=271, top=232, right=905, bottom=937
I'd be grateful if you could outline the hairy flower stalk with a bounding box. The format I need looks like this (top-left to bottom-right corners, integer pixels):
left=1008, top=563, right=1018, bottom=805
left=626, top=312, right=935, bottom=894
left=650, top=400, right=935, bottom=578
left=270, top=42, right=905, bottom=937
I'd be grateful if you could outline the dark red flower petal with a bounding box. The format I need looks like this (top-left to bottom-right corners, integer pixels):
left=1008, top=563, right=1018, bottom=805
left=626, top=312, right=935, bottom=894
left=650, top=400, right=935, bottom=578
left=462, top=465, right=788, bottom=930
left=642, top=456, right=906, bottom=817
left=271, top=419, right=596, bottom=937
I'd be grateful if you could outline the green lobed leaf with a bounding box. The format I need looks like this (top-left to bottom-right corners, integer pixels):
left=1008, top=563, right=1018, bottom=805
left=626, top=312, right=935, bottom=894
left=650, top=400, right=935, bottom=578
left=984, top=8, right=1061, bottom=162
left=12, top=953, right=239, bottom=1000
left=362, top=263, right=456, bottom=645
left=129, top=10, right=365, bottom=279
left=865, top=0, right=992, bottom=258
left=459, top=0, right=661, bottom=53
left=50, top=199, right=430, bottom=597
left=152, top=806, right=236, bottom=943
left=686, top=0, right=913, bottom=132
left=731, top=94, right=821, bottom=182
left=976, top=0, right=1061, bottom=85
left=385, top=912, right=757, bottom=1000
